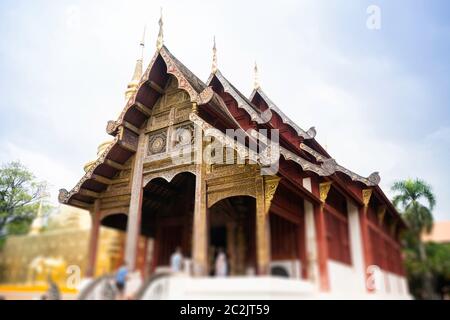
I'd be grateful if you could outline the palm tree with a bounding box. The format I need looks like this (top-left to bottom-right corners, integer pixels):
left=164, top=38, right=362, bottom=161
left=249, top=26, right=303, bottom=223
left=391, top=178, right=436, bottom=299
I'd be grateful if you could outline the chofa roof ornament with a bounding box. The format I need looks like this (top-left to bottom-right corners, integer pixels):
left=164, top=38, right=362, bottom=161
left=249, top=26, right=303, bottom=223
left=156, top=8, right=164, bottom=51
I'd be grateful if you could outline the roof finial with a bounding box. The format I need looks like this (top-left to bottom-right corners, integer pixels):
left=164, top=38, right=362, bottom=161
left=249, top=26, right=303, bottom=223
left=140, top=25, right=146, bottom=61
left=211, top=36, right=218, bottom=73
left=254, top=61, right=260, bottom=89
left=125, top=29, right=145, bottom=100
left=156, top=8, right=164, bottom=51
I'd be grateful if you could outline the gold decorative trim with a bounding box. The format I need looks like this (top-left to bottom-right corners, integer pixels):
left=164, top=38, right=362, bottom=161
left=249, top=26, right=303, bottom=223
left=208, top=188, right=257, bottom=209
left=264, top=175, right=281, bottom=214
left=319, top=181, right=332, bottom=203
left=143, top=166, right=196, bottom=188
left=362, top=189, right=373, bottom=207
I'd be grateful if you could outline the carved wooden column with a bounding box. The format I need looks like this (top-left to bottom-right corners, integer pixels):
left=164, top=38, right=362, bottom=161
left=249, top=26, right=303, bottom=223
left=86, top=199, right=101, bottom=278
left=315, top=181, right=332, bottom=291
left=255, top=175, right=280, bottom=275
left=192, top=103, right=208, bottom=276
left=192, top=170, right=207, bottom=275
left=302, top=177, right=319, bottom=283
left=124, top=132, right=146, bottom=271
left=360, top=188, right=374, bottom=292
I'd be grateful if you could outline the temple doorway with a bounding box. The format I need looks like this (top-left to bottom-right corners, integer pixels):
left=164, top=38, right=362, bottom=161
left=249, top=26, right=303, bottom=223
left=208, top=196, right=256, bottom=276
left=141, top=172, right=196, bottom=275
left=210, top=226, right=227, bottom=251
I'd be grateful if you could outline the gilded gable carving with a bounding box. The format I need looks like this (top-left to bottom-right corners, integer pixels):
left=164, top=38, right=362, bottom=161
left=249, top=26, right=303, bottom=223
left=147, top=76, right=191, bottom=132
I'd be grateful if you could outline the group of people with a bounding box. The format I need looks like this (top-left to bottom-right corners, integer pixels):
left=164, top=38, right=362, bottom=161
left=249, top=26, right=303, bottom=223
left=170, top=246, right=228, bottom=277
left=111, top=246, right=229, bottom=299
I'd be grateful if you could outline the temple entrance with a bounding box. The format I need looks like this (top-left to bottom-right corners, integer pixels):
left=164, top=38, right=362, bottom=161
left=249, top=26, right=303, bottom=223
left=208, top=196, right=256, bottom=276
left=141, top=172, right=195, bottom=275
left=210, top=226, right=227, bottom=252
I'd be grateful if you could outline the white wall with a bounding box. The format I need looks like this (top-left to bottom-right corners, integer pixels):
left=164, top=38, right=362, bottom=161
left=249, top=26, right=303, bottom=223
left=328, top=260, right=366, bottom=295
left=371, top=269, right=410, bottom=299
left=324, top=262, right=411, bottom=299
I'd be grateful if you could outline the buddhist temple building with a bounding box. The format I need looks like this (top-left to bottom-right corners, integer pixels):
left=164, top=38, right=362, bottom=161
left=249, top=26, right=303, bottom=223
left=58, top=16, right=410, bottom=299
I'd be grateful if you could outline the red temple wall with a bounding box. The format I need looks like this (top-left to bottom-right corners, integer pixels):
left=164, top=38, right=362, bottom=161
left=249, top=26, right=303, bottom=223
left=324, top=187, right=352, bottom=266
left=366, top=206, right=404, bottom=276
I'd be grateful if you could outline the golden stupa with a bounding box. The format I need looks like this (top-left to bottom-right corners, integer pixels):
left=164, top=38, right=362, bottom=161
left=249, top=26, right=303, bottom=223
left=0, top=204, right=125, bottom=290
left=0, top=143, right=125, bottom=294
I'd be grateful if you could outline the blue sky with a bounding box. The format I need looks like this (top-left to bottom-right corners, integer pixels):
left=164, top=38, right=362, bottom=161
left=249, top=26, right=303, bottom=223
left=0, top=0, right=449, bottom=220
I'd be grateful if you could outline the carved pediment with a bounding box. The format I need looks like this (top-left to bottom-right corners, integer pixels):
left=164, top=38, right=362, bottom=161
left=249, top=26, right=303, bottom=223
left=147, top=77, right=192, bottom=132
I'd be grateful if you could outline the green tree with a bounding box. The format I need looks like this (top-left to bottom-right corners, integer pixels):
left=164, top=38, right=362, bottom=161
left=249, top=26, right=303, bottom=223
left=391, top=178, right=437, bottom=299
left=0, top=161, right=48, bottom=243
left=427, top=242, right=450, bottom=298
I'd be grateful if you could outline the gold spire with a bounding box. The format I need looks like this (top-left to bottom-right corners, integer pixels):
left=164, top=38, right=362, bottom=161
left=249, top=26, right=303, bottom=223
left=139, top=25, right=146, bottom=61
left=253, top=62, right=260, bottom=89
left=211, top=36, right=218, bottom=73
left=125, top=28, right=145, bottom=100
left=156, top=8, right=164, bottom=51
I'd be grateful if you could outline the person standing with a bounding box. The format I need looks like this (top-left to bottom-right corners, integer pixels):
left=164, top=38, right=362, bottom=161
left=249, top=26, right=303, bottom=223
left=170, top=247, right=184, bottom=272
left=170, top=246, right=184, bottom=273
left=215, top=248, right=228, bottom=277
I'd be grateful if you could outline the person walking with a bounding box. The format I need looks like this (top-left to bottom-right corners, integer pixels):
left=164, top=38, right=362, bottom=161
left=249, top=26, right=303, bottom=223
left=115, top=263, right=129, bottom=300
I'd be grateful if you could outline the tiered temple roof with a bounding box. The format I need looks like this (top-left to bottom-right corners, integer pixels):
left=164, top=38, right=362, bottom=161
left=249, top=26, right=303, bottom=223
left=58, top=27, right=405, bottom=229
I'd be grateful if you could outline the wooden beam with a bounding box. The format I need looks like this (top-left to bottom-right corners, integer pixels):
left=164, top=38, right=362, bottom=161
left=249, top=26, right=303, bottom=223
left=330, top=174, right=364, bottom=206
left=134, top=102, right=152, bottom=117
left=278, top=167, right=321, bottom=204
left=69, top=199, right=91, bottom=209
left=149, top=81, right=164, bottom=94
left=104, top=159, right=127, bottom=171
left=119, top=140, right=137, bottom=153
left=123, top=121, right=140, bottom=135
left=79, top=188, right=101, bottom=199
left=111, top=178, right=129, bottom=185
left=92, top=174, right=113, bottom=185
left=270, top=200, right=302, bottom=224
